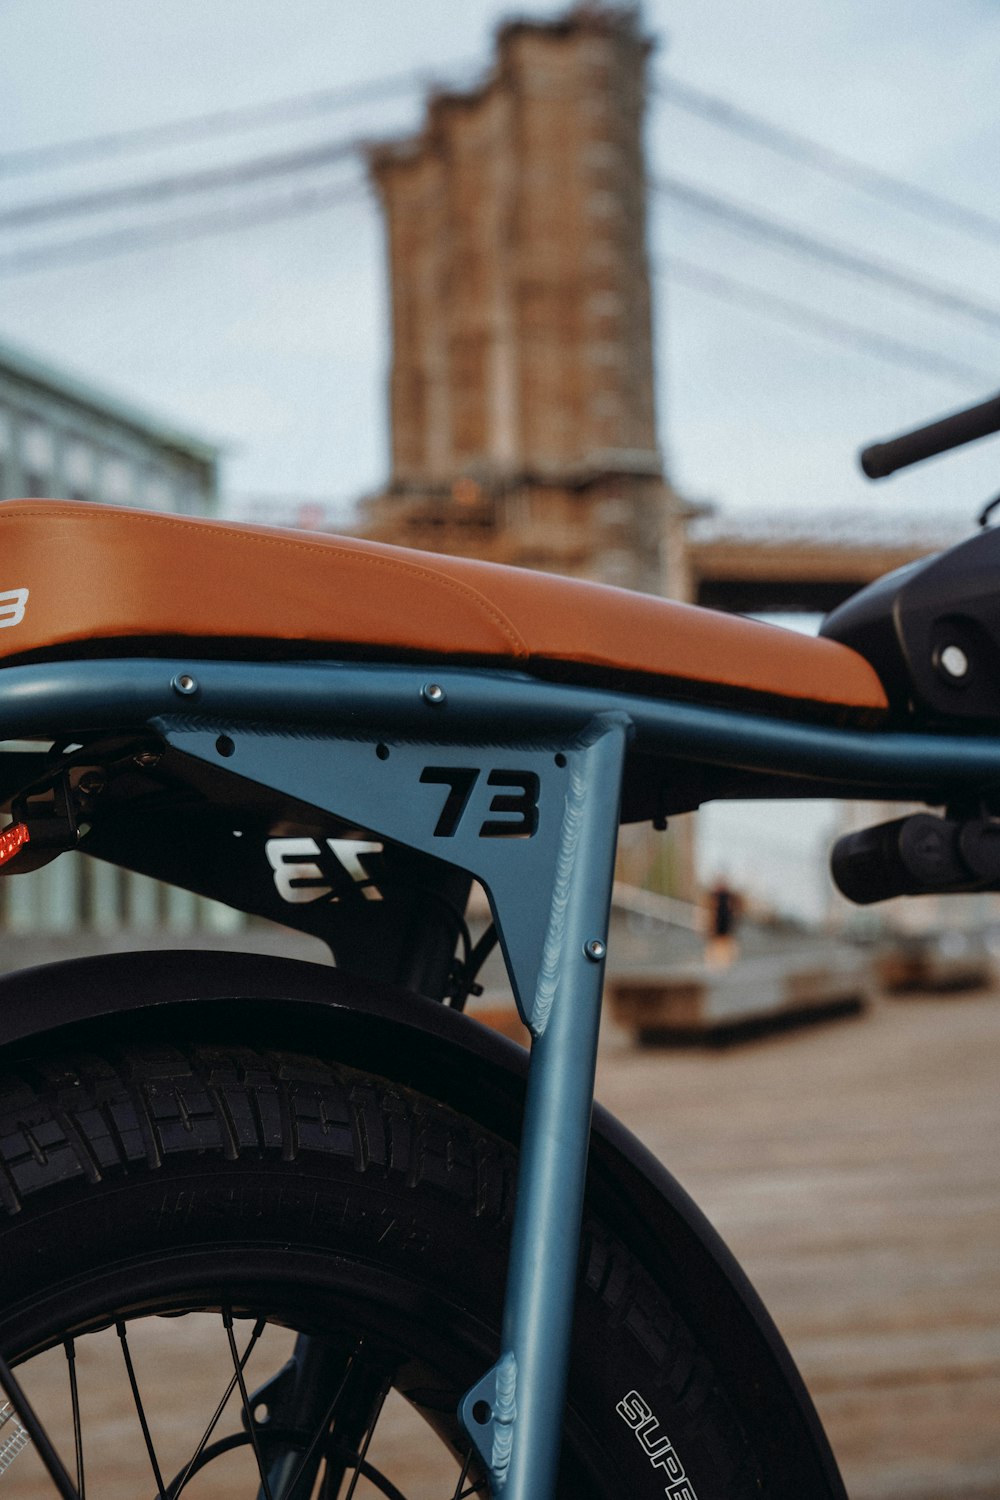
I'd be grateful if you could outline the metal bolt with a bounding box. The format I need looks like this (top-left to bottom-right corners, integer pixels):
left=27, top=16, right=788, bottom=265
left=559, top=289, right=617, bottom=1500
left=171, top=673, right=199, bottom=697
left=584, top=938, right=607, bottom=962
left=938, top=644, right=969, bottom=680
left=133, top=750, right=161, bottom=769
left=422, top=682, right=446, bottom=706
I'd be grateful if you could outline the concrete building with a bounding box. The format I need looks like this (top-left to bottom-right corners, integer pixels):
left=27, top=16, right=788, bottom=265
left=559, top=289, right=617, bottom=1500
left=0, top=335, right=221, bottom=942
left=362, top=3, right=680, bottom=595
left=0, top=335, right=218, bottom=514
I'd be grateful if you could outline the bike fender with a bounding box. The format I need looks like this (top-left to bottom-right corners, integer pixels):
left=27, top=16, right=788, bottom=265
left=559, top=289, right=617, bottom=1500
left=0, top=947, right=845, bottom=1500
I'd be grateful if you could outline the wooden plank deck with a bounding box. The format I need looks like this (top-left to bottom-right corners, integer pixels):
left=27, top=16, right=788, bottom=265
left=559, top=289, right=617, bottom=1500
left=596, top=985, right=1000, bottom=1499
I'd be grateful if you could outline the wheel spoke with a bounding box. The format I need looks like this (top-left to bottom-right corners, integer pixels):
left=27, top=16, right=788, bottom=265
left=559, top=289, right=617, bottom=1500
left=168, top=1316, right=266, bottom=1498
left=449, top=1448, right=476, bottom=1500
left=0, top=1347, right=81, bottom=1500
left=341, top=1377, right=390, bottom=1500
left=222, top=1310, right=275, bottom=1500
left=272, top=1343, right=361, bottom=1500
left=6, top=1315, right=490, bottom=1500
left=343, top=1458, right=409, bottom=1500
left=116, top=1320, right=167, bottom=1499
left=64, top=1339, right=85, bottom=1500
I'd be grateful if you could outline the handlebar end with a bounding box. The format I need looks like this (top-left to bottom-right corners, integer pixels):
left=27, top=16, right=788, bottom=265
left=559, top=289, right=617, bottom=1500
left=859, top=391, right=1000, bottom=483
left=859, top=443, right=891, bottom=480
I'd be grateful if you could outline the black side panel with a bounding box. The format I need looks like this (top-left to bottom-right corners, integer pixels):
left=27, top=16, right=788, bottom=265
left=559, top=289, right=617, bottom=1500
left=822, top=526, right=1000, bottom=723
left=0, top=949, right=845, bottom=1500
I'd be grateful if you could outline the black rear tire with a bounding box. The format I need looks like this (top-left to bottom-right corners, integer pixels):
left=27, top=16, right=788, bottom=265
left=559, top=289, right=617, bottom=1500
left=0, top=1027, right=763, bottom=1498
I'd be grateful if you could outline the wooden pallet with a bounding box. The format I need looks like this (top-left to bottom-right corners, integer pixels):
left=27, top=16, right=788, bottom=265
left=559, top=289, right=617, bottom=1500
left=876, top=945, right=994, bottom=994
left=609, top=952, right=872, bottom=1045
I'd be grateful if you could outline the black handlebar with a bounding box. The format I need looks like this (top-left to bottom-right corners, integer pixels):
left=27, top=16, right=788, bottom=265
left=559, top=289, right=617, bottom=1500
left=859, top=390, right=1000, bottom=479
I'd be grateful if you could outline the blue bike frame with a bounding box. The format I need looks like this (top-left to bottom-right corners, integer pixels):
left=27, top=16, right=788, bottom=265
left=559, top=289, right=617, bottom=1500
left=2, top=654, right=998, bottom=1499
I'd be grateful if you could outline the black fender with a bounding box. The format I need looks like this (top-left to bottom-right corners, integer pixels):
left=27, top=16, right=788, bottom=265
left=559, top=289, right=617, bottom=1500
left=0, top=948, right=845, bottom=1500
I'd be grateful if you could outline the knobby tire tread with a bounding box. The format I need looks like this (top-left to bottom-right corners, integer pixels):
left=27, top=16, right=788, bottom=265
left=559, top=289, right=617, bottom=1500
left=0, top=1037, right=763, bottom=1499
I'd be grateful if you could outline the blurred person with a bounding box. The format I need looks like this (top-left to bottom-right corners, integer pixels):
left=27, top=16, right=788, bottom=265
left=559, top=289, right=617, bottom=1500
left=705, top=876, right=742, bottom=967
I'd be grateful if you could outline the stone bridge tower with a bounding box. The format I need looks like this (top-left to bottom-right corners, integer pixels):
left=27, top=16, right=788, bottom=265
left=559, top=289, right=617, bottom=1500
left=362, top=3, right=680, bottom=596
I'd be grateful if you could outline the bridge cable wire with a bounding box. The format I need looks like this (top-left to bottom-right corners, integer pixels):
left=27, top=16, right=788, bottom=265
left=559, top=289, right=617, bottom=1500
left=0, top=62, right=479, bottom=178
left=2, top=177, right=988, bottom=391
left=5, top=53, right=997, bottom=256
left=0, top=138, right=362, bottom=231
left=4, top=81, right=999, bottom=380
left=12, top=127, right=998, bottom=340
left=4, top=135, right=1000, bottom=347
left=0, top=179, right=368, bottom=276
left=653, top=173, right=1000, bottom=335
left=652, top=74, right=1000, bottom=247
left=654, top=256, right=994, bottom=387
left=3, top=161, right=998, bottom=395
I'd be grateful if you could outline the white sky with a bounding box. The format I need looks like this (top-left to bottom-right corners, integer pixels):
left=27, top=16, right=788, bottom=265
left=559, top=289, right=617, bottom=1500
left=1, top=0, right=999, bottom=524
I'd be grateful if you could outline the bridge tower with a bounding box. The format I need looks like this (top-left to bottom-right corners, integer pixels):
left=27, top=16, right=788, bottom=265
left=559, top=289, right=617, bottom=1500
left=362, top=3, right=683, bottom=597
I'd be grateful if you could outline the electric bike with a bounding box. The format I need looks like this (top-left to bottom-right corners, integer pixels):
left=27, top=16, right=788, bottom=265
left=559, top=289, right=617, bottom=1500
left=0, top=391, right=998, bottom=1499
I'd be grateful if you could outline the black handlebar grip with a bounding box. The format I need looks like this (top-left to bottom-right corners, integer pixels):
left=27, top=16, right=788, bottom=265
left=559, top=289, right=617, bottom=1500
left=831, top=814, right=969, bottom=904
left=859, top=390, right=1000, bottom=479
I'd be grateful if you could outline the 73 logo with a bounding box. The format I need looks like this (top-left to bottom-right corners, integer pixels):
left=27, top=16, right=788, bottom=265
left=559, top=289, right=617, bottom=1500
left=265, top=837, right=383, bottom=904
left=420, top=767, right=540, bottom=839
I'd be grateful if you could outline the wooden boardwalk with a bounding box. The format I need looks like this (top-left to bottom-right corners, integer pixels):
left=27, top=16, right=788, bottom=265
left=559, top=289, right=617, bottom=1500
left=596, top=984, right=1000, bottom=1500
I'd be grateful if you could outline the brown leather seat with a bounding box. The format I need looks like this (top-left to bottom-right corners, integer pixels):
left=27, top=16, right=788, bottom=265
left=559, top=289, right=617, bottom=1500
left=0, top=501, right=888, bottom=722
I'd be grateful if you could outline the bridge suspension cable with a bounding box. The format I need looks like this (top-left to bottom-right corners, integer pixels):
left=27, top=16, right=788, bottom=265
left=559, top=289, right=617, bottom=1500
left=653, top=173, right=1000, bottom=335
left=652, top=73, right=1000, bottom=247
left=655, top=256, right=994, bottom=387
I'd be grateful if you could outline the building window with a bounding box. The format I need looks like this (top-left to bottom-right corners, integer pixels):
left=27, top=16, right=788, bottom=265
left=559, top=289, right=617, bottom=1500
left=596, top=549, right=634, bottom=587
left=174, top=481, right=204, bottom=516
left=22, top=421, right=53, bottom=497
left=142, top=470, right=174, bottom=511
left=0, top=409, right=10, bottom=501
left=101, top=454, right=134, bottom=506
left=64, top=438, right=94, bottom=503
left=596, top=497, right=632, bottom=528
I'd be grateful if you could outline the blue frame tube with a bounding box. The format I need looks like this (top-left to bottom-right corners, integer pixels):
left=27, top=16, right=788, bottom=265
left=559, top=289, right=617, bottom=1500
left=1, top=656, right=1000, bottom=797
left=459, top=715, right=628, bottom=1496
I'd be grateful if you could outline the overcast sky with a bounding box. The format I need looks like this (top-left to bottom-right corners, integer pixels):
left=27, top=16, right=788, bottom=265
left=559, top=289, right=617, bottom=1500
left=2, top=0, right=1000, bottom=528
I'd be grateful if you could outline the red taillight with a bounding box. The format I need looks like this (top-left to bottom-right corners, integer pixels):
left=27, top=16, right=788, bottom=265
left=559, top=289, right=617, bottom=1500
left=0, top=822, right=30, bottom=867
